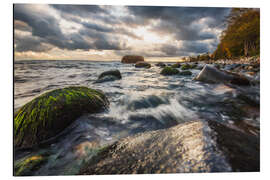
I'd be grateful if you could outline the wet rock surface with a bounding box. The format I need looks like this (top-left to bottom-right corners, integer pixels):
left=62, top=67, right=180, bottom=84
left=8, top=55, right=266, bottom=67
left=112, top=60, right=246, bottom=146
left=79, top=120, right=259, bottom=174
left=121, top=55, right=144, bottom=64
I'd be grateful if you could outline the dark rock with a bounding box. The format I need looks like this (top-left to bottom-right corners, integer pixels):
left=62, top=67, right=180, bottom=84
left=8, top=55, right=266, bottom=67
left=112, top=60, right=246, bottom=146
left=179, top=70, right=192, bottom=76
left=160, top=66, right=179, bottom=75
left=135, top=61, right=151, bottom=68
left=155, top=62, right=166, bottom=67
left=79, top=120, right=259, bottom=174
left=121, top=55, right=144, bottom=64
left=94, top=75, right=119, bottom=83
left=14, top=87, right=109, bottom=149
left=98, top=69, right=121, bottom=80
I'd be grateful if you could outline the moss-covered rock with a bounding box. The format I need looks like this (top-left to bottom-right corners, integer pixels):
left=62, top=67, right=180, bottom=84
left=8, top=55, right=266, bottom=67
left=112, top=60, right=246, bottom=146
left=171, top=63, right=181, bottom=68
left=135, top=61, right=151, bottom=68
left=14, top=86, right=109, bottom=148
left=121, top=55, right=144, bottom=63
left=179, top=70, right=192, bottom=76
left=160, top=67, right=179, bottom=75
left=181, top=63, right=192, bottom=70
left=15, top=155, right=48, bottom=176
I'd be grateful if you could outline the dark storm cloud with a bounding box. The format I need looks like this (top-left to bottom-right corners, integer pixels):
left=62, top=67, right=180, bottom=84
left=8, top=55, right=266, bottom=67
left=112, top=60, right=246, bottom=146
left=14, top=4, right=230, bottom=57
left=127, top=6, right=230, bottom=41
left=50, top=4, right=108, bottom=17
left=15, top=33, right=52, bottom=52
left=14, top=4, right=128, bottom=52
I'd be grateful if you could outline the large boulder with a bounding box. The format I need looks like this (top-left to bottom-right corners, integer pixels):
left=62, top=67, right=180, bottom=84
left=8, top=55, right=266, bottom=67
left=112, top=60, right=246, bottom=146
left=94, top=70, right=121, bottom=83
left=121, top=55, right=144, bottom=64
left=194, top=65, right=250, bottom=85
left=160, top=67, right=179, bottom=75
left=79, top=120, right=259, bottom=174
left=14, top=86, right=109, bottom=149
left=135, top=61, right=151, bottom=68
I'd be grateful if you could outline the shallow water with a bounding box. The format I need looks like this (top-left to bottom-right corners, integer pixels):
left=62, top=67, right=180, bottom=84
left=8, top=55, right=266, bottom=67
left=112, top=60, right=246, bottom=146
left=14, top=60, right=260, bottom=175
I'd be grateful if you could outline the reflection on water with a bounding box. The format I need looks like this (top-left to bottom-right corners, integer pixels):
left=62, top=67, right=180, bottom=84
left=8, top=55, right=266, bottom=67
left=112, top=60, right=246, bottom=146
left=14, top=60, right=260, bottom=175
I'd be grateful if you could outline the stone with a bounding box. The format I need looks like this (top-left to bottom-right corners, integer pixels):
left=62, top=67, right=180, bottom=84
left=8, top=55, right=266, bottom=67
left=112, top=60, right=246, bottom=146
left=14, top=87, right=109, bottom=148
left=121, top=55, right=144, bottom=64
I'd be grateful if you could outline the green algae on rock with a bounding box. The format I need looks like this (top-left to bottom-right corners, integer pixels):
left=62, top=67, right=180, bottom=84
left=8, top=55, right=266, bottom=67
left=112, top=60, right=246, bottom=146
left=171, top=63, right=181, bottom=68
left=135, top=61, right=151, bottom=68
left=14, top=86, right=109, bottom=149
left=160, top=66, right=179, bottom=75
left=15, top=155, right=48, bottom=176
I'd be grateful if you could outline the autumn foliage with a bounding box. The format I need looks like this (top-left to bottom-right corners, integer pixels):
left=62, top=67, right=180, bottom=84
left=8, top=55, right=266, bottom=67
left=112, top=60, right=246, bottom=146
left=213, top=8, right=260, bottom=59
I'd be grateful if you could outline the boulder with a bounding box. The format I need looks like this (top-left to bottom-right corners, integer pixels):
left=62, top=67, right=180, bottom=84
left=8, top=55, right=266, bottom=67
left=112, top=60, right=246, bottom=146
left=79, top=120, right=259, bottom=174
left=181, top=63, right=192, bottom=70
left=179, top=70, right=192, bottom=76
left=94, top=70, right=121, bottom=83
left=14, top=86, right=109, bottom=149
left=194, top=65, right=251, bottom=85
left=160, top=67, right=179, bottom=75
left=94, top=75, right=119, bottom=83
left=135, top=61, right=151, bottom=68
left=121, top=55, right=144, bottom=64
left=155, top=62, right=166, bottom=67
left=171, top=63, right=181, bottom=68
left=98, top=69, right=121, bottom=80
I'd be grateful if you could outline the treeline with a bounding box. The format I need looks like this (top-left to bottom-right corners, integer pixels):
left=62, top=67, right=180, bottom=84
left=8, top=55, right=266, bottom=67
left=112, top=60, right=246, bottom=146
left=212, top=8, right=260, bottom=59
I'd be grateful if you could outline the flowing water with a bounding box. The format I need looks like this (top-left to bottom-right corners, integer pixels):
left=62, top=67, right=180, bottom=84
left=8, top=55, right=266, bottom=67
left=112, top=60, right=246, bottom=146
left=14, top=60, right=260, bottom=175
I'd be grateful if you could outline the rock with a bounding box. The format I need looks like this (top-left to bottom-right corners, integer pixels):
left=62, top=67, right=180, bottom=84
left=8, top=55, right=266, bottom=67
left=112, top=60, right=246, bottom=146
left=179, top=70, right=192, bottom=76
left=171, top=63, right=181, bottom=68
left=98, top=69, right=121, bottom=80
left=121, top=55, right=144, bottom=64
left=194, top=65, right=251, bottom=85
left=15, top=155, right=47, bottom=176
left=135, top=61, right=151, bottom=68
left=79, top=120, right=259, bottom=174
left=181, top=63, right=192, bottom=70
left=15, top=155, right=48, bottom=176
left=94, top=70, right=121, bottom=83
left=14, top=86, right=109, bottom=149
left=160, top=66, right=179, bottom=75
left=94, top=75, right=119, bottom=83
left=155, top=62, right=166, bottom=67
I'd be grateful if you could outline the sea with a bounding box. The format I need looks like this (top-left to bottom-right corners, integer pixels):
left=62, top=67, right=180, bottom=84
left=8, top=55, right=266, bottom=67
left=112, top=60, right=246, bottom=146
left=14, top=60, right=260, bottom=175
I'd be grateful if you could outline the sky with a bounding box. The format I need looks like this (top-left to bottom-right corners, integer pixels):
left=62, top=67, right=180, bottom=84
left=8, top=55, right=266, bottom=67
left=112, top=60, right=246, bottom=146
left=14, top=4, right=231, bottom=61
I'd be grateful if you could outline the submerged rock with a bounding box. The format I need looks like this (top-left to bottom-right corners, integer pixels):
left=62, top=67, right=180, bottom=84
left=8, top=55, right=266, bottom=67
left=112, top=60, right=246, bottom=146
left=135, top=61, right=151, bottom=68
left=15, top=154, right=48, bottom=176
left=179, top=70, right=192, bottom=76
left=121, top=55, right=144, bottom=64
left=95, top=70, right=121, bottom=83
left=160, top=67, right=179, bottom=75
left=14, top=86, right=109, bottom=149
left=155, top=62, right=166, bottom=67
left=194, top=65, right=250, bottom=85
left=79, top=120, right=259, bottom=174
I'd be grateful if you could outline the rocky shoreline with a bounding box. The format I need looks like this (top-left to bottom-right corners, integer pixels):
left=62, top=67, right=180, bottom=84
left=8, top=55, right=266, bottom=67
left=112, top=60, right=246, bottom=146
left=14, top=56, right=260, bottom=175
